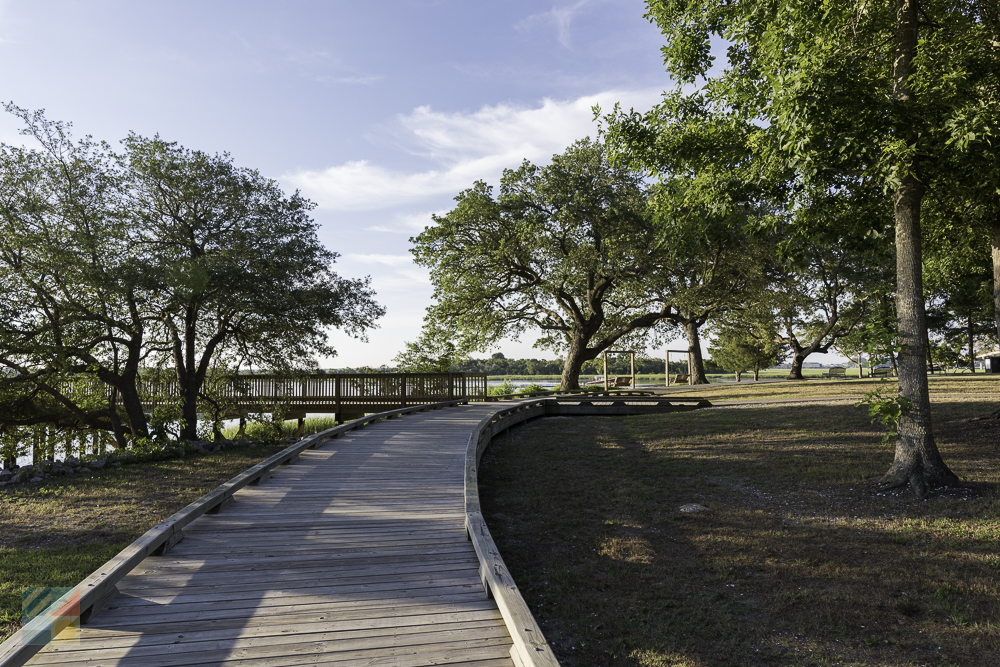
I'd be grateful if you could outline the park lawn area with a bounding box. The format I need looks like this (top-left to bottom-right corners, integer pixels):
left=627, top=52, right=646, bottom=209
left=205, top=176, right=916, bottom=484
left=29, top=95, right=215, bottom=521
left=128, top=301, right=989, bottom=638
left=478, top=394, right=1000, bottom=666
left=660, top=373, right=1000, bottom=404
left=0, top=445, right=285, bottom=643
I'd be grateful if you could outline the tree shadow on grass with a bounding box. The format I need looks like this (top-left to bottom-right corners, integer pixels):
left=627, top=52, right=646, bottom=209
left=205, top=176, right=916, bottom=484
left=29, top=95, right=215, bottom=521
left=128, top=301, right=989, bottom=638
left=478, top=403, right=1000, bottom=666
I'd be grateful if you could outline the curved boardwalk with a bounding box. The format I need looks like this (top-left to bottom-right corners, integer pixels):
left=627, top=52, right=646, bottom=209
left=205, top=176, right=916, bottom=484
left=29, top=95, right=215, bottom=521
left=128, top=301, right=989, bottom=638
left=28, top=404, right=514, bottom=667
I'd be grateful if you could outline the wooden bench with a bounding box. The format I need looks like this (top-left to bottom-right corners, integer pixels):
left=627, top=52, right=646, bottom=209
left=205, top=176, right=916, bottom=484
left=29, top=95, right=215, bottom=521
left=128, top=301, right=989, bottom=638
left=613, top=376, right=633, bottom=388
left=872, top=367, right=894, bottom=378
left=822, top=367, right=846, bottom=379
left=672, top=374, right=689, bottom=384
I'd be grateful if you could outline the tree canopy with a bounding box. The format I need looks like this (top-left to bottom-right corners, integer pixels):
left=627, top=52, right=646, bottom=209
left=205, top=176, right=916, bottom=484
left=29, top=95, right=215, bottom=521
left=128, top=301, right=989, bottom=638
left=411, top=139, right=678, bottom=389
left=0, top=106, right=384, bottom=443
left=602, top=0, right=999, bottom=495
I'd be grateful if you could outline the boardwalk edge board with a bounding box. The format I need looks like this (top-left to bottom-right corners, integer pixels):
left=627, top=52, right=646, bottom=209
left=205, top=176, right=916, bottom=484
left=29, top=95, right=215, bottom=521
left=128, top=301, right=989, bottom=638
left=0, top=399, right=471, bottom=667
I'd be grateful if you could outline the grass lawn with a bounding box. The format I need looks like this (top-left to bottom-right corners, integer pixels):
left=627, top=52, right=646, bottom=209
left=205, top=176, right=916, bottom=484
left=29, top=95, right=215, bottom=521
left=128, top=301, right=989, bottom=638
left=0, top=446, right=285, bottom=642
left=660, top=374, right=1000, bottom=404
left=478, top=379, right=1000, bottom=666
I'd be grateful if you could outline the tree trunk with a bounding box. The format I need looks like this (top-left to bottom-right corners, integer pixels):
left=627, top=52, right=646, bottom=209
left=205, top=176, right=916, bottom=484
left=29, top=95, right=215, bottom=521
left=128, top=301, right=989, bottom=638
left=560, top=336, right=588, bottom=390
left=735, top=370, right=742, bottom=382
left=880, top=0, right=958, bottom=496
left=992, top=216, right=1000, bottom=343
left=753, top=366, right=760, bottom=381
left=968, top=311, right=976, bottom=373
left=787, top=352, right=806, bottom=380
left=179, top=382, right=199, bottom=441
left=684, top=320, right=709, bottom=384
left=96, top=369, right=149, bottom=441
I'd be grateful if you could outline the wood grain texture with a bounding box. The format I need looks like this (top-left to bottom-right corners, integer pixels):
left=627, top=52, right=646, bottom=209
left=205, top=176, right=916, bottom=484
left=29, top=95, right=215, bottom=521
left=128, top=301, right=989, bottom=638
left=8, top=395, right=703, bottom=667
left=17, top=404, right=517, bottom=667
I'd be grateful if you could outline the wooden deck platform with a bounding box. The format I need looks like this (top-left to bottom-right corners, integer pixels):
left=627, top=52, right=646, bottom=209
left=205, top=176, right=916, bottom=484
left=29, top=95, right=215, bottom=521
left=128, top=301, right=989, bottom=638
left=25, top=404, right=515, bottom=667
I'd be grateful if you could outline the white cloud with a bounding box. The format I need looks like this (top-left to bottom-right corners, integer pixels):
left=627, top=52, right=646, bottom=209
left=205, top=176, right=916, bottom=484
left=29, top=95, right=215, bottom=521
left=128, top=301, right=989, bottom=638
left=516, top=1, right=593, bottom=49
left=283, top=88, right=662, bottom=211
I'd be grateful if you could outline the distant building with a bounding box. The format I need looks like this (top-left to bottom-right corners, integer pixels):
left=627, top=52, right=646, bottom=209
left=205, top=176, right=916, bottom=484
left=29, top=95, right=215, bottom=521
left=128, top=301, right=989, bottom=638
left=976, top=351, right=1000, bottom=373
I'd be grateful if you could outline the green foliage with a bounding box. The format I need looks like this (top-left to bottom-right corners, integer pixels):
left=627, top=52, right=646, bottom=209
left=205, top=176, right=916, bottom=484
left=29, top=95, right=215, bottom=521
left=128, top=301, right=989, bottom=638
left=0, top=107, right=384, bottom=442
left=854, top=380, right=913, bottom=445
left=708, top=319, right=783, bottom=380
left=392, top=324, right=467, bottom=372
left=411, top=139, right=680, bottom=389
left=219, top=417, right=337, bottom=443
left=488, top=379, right=516, bottom=396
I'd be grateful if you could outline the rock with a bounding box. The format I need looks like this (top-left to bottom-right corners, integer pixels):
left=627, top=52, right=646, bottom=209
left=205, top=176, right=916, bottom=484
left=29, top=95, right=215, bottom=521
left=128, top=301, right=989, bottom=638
left=29, top=476, right=44, bottom=483
left=679, top=503, right=712, bottom=513
left=111, top=462, right=121, bottom=467
left=78, top=467, right=92, bottom=474
left=91, top=460, right=106, bottom=470
left=0, top=471, right=12, bottom=482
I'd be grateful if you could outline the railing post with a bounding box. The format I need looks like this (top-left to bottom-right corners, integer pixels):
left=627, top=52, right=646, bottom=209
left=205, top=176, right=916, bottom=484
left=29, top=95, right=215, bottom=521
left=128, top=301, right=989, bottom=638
left=335, top=375, right=341, bottom=421
left=400, top=374, right=408, bottom=408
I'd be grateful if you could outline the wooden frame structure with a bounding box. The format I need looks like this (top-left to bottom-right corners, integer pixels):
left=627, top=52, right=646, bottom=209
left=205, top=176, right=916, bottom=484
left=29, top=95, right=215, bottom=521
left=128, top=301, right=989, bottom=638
left=665, top=349, right=693, bottom=386
left=601, top=349, right=636, bottom=390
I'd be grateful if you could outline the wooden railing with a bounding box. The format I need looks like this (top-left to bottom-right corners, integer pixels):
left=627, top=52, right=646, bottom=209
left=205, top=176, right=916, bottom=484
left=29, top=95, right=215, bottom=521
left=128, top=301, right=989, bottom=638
left=44, top=373, right=488, bottom=414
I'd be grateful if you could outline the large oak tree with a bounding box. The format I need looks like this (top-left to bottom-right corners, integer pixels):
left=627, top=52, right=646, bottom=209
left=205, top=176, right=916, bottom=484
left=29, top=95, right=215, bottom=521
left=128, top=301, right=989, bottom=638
left=411, top=140, right=678, bottom=390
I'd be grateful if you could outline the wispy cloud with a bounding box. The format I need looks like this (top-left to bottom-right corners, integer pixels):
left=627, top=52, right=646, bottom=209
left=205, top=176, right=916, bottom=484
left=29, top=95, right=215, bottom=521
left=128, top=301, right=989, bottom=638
left=516, top=1, right=593, bottom=49
left=343, top=253, right=414, bottom=266
left=312, top=74, right=384, bottom=85
left=364, top=210, right=447, bottom=234
left=283, top=88, right=662, bottom=211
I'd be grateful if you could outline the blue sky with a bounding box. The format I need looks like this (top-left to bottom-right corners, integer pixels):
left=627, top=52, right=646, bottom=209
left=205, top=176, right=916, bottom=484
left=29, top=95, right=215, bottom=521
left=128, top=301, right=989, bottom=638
left=0, top=1, right=698, bottom=366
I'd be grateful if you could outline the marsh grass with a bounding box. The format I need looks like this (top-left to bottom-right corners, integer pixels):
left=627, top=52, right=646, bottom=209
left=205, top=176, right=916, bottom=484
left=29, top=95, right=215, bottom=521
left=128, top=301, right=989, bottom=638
left=219, top=416, right=340, bottom=441
left=479, top=385, right=1000, bottom=666
left=0, top=445, right=285, bottom=642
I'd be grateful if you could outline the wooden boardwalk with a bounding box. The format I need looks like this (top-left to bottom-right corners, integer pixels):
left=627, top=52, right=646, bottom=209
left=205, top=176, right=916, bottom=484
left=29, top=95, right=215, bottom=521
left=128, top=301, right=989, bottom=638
left=27, top=404, right=515, bottom=667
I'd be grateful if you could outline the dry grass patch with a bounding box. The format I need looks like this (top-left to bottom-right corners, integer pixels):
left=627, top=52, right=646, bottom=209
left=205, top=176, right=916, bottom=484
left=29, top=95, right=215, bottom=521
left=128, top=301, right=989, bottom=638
left=0, top=446, right=285, bottom=642
left=479, top=397, right=1000, bottom=666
